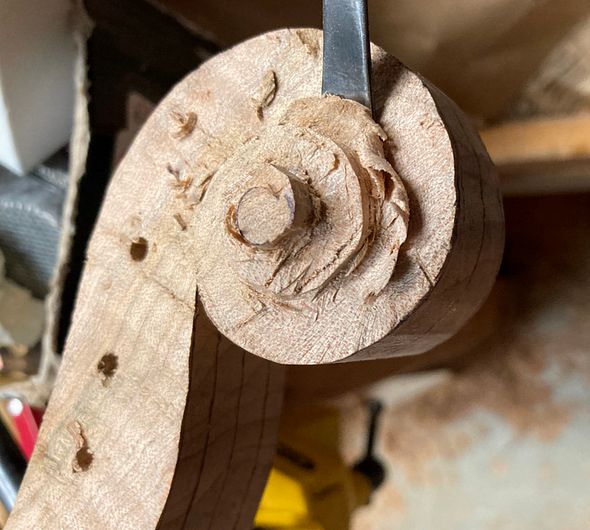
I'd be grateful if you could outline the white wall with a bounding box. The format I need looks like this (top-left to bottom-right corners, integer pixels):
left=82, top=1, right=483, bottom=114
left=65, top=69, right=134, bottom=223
left=0, top=0, right=76, bottom=175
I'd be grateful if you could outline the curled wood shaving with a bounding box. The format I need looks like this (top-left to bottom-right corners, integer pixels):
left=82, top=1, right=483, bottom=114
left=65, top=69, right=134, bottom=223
left=170, top=110, right=198, bottom=139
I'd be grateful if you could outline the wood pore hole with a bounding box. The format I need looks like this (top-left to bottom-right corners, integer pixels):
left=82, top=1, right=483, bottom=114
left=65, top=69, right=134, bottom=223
left=129, top=237, right=148, bottom=261
left=74, top=447, right=93, bottom=473
left=97, top=353, right=118, bottom=385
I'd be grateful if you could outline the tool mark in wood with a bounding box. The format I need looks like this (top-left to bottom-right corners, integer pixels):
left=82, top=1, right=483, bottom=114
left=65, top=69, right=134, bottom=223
left=129, top=237, right=148, bottom=261
left=295, top=29, right=320, bottom=57
left=170, top=110, right=198, bottom=140
left=174, top=213, right=187, bottom=231
left=67, top=421, right=93, bottom=473
left=168, top=164, right=194, bottom=195
left=251, top=70, right=277, bottom=120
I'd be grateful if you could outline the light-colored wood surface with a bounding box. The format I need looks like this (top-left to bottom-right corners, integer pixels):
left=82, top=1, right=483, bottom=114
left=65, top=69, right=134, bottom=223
left=482, top=114, right=590, bottom=166
left=157, top=303, right=284, bottom=530
left=188, top=29, right=503, bottom=363
left=285, top=281, right=508, bottom=403
left=481, top=114, right=590, bottom=195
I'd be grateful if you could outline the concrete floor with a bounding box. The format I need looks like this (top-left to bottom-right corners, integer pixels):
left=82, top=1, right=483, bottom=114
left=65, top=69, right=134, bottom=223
left=331, top=195, right=590, bottom=529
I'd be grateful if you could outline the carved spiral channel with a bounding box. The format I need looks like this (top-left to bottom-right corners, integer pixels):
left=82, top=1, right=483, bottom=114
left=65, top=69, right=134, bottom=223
left=194, top=96, right=409, bottom=359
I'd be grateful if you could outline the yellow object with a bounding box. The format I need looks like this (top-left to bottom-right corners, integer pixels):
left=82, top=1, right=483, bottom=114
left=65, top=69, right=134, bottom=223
left=254, top=407, right=372, bottom=530
left=255, top=468, right=322, bottom=529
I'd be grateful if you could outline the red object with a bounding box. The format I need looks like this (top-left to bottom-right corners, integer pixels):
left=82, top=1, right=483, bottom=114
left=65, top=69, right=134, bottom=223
left=7, top=399, right=40, bottom=461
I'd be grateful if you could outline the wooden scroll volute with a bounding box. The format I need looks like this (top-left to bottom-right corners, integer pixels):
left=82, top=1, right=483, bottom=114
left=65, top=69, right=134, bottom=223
left=7, top=29, right=503, bottom=529
left=191, top=30, right=504, bottom=364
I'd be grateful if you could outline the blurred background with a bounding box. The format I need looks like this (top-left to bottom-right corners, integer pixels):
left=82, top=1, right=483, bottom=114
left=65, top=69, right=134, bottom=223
left=0, top=0, right=589, bottom=528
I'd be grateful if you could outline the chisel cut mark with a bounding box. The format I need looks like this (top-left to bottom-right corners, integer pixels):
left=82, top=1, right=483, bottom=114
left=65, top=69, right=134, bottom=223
left=97, top=352, right=119, bottom=386
left=68, top=421, right=94, bottom=473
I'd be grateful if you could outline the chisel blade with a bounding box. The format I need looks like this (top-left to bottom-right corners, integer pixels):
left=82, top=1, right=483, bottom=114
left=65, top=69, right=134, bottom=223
left=322, top=0, right=373, bottom=114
